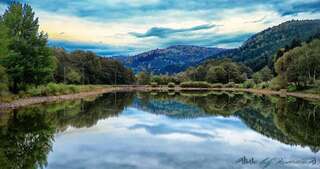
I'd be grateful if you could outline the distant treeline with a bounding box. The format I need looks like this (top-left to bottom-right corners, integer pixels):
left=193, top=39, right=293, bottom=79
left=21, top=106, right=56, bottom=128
left=0, top=2, right=134, bottom=94
left=54, top=48, right=134, bottom=85
left=136, top=37, right=320, bottom=92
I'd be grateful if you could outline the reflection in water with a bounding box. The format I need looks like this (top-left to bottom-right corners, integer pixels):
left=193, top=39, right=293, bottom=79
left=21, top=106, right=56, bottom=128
left=0, top=92, right=133, bottom=169
left=0, top=91, right=319, bottom=169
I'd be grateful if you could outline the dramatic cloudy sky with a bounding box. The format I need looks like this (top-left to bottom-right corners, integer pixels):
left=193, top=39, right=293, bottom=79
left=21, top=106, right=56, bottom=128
left=0, top=0, right=320, bottom=56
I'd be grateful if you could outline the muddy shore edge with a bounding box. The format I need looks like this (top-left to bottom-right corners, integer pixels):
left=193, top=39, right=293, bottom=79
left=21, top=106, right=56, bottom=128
left=1, top=86, right=320, bottom=110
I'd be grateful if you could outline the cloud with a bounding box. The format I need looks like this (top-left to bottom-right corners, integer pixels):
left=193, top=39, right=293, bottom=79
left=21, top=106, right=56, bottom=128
left=159, top=32, right=254, bottom=48
left=130, top=24, right=216, bottom=38
left=48, top=40, right=142, bottom=56
left=129, top=124, right=215, bottom=140
left=279, top=1, right=320, bottom=16
left=2, top=0, right=319, bottom=55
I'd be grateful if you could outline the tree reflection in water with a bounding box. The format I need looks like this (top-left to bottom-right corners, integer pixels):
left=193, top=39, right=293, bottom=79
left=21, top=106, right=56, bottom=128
left=0, top=92, right=134, bottom=169
left=135, top=91, right=320, bottom=153
left=0, top=91, right=319, bottom=169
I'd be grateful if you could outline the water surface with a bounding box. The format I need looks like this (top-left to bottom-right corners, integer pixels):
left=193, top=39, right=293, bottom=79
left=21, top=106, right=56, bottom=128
left=0, top=91, right=319, bottom=169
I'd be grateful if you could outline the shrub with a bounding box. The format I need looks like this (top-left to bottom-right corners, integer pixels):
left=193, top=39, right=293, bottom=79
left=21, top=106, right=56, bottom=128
left=241, top=79, right=255, bottom=89
left=287, top=84, right=297, bottom=92
left=168, top=82, right=175, bottom=88
left=25, top=83, right=87, bottom=96
left=270, top=76, right=287, bottom=90
left=224, top=82, right=236, bottom=88
left=211, top=83, right=224, bottom=88
left=180, top=81, right=211, bottom=88
left=69, top=85, right=80, bottom=93
left=254, top=82, right=270, bottom=89
left=150, top=82, right=158, bottom=88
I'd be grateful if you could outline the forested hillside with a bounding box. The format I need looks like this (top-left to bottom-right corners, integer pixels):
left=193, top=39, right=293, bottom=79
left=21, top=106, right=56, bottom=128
left=206, top=20, right=320, bottom=71
left=117, top=45, right=227, bottom=74
left=54, top=48, right=135, bottom=85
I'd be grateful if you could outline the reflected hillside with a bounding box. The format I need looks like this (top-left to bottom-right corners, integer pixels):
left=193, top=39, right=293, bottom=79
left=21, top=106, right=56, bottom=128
left=0, top=92, right=134, bottom=169
left=0, top=91, right=319, bottom=169
left=132, top=92, right=209, bottom=119
left=134, top=92, right=320, bottom=152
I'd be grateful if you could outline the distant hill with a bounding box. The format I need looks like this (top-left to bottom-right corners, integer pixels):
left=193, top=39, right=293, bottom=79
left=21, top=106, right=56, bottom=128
left=116, top=45, right=227, bottom=74
left=204, top=19, right=320, bottom=71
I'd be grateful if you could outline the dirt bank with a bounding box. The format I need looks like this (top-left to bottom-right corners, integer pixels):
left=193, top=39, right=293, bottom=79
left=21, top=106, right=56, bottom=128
left=1, top=86, right=320, bottom=110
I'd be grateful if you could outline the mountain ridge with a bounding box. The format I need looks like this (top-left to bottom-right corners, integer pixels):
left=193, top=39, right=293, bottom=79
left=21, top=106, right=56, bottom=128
left=116, top=45, right=228, bottom=74
left=118, top=19, right=320, bottom=74
left=203, top=19, right=320, bottom=71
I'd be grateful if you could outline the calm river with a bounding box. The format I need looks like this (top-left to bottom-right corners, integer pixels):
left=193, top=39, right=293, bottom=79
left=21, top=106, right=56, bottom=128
left=0, top=91, right=319, bottom=169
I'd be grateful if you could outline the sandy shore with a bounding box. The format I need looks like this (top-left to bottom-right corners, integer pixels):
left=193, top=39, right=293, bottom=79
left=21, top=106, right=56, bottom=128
left=1, top=85, right=320, bottom=110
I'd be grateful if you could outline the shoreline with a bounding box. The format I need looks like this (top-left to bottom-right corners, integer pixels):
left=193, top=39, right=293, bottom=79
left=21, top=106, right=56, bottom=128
left=1, top=85, right=320, bottom=110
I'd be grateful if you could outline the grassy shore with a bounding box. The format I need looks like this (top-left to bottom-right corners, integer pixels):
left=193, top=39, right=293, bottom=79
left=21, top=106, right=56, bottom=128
left=2, top=84, right=320, bottom=110
left=0, top=83, right=110, bottom=103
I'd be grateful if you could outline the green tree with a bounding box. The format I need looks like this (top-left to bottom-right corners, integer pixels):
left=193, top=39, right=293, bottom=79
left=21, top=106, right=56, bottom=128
left=66, top=68, right=81, bottom=84
left=275, top=39, right=320, bottom=88
left=53, top=48, right=135, bottom=85
left=252, top=66, right=273, bottom=83
left=136, top=71, right=151, bottom=85
left=206, top=66, right=227, bottom=83
left=0, top=65, right=9, bottom=94
left=0, top=21, right=10, bottom=59
left=0, top=3, right=56, bottom=91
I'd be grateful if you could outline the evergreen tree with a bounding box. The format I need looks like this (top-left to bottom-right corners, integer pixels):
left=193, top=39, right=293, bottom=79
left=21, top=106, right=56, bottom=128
left=0, top=3, right=56, bottom=91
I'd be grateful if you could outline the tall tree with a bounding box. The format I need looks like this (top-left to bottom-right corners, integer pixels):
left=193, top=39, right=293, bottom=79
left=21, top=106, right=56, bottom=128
left=275, top=39, right=320, bottom=88
left=0, top=3, right=56, bottom=91
left=0, top=21, right=10, bottom=59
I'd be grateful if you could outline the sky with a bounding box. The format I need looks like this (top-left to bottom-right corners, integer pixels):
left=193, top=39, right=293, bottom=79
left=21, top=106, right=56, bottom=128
left=46, top=107, right=316, bottom=169
left=0, top=0, right=320, bottom=56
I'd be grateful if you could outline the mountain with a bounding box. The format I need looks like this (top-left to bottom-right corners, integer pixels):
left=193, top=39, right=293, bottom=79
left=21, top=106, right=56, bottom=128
left=204, top=19, right=320, bottom=71
left=116, top=45, right=227, bottom=74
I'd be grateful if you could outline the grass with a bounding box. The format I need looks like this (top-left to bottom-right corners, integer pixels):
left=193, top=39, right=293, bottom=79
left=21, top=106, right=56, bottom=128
left=180, top=81, right=212, bottom=88
left=23, top=83, right=104, bottom=96
left=0, top=83, right=107, bottom=103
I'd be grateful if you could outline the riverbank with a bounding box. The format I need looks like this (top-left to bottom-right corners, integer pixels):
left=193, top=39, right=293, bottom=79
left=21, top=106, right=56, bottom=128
left=1, top=85, right=320, bottom=110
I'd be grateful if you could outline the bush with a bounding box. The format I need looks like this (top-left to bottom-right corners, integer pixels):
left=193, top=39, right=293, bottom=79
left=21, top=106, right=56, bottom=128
left=241, top=79, right=255, bottom=89
left=180, top=81, right=211, bottom=88
left=224, top=82, right=236, bottom=88
left=270, top=76, right=287, bottom=90
left=25, top=83, right=86, bottom=96
left=150, top=82, right=158, bottom=87
left=254, top=82, right=270, bottom=89
left=168, top=82, right=175, bottom=88
left=287, top=84, right=297, bottom=92
left=211, top=83, right=224, bottom=88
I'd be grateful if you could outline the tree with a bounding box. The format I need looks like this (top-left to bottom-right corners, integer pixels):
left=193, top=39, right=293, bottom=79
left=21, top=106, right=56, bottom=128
left=275, top=39, right=320, bottom=88
left=66, top=68, right=81, bottom=84
left=252, top=66, right=273, bottom=83
left=0, top=65, right=9, bottom=94
left=53, top=48, right=135, bottom=85
left=206, top=66, right=227, bottom=83
left=136, top=71, right=151, bottom=85
left=0, top=3, right=56, bottom=91
left=0, top=21, right=10, bottom=59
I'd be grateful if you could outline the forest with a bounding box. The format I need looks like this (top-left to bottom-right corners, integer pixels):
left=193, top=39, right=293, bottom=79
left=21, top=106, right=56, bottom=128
left=0, top=3, right=134, bottom=97
left=136, top=35, right=320, bottom=93
left=1, top=2, right=320, bottom=99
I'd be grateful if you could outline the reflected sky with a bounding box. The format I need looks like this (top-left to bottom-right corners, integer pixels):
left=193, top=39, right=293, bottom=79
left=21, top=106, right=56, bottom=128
left=45, top=107, right=318, bottom=169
